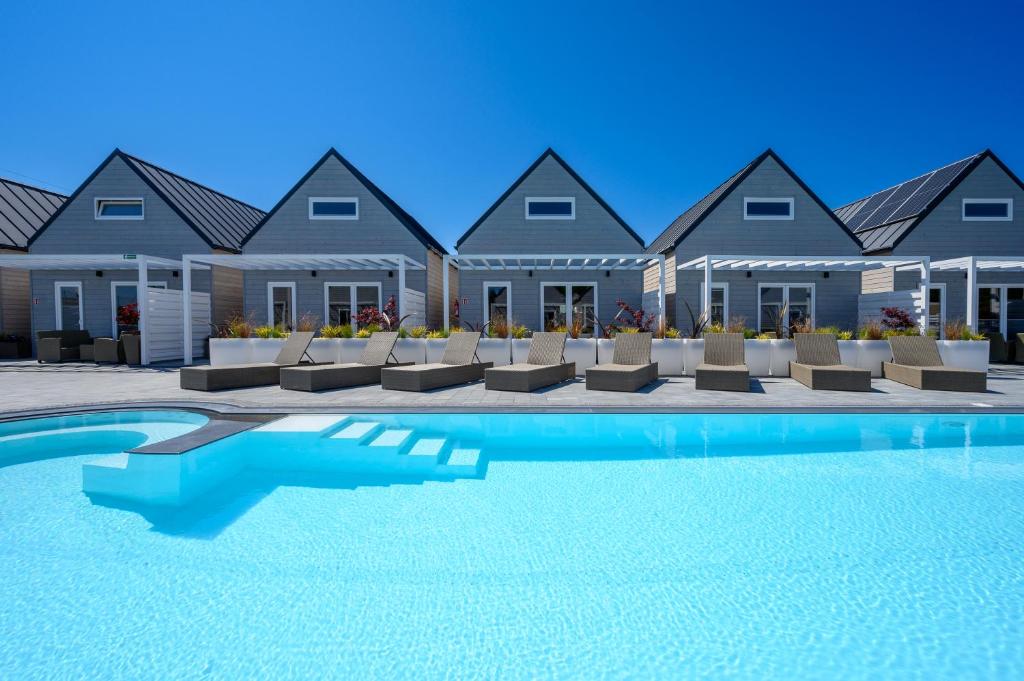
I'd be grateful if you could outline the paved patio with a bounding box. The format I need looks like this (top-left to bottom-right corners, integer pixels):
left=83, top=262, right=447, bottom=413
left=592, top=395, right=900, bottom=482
left=2, top=360, right=1023, bottom=417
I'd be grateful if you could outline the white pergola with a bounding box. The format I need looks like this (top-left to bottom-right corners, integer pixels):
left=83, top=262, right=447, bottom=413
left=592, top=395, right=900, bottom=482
left=0, top=253, right=183, bottom=365
left=442, top=253, right=666, bottom=331
left=180, top=253, right=425, bottom=364
left=931, top=256, right=1024, bottom=331
left=678, top=254, right=932, bottom=329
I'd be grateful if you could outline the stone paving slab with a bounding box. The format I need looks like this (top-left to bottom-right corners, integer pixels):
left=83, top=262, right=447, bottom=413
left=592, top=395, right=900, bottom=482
left=2, top=361, right=1023, bottom=417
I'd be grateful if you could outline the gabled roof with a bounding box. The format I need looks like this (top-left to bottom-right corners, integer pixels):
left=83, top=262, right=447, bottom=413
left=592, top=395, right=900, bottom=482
left=646, top=149, right=861, bottom=254
left=241, top=148, right=446, bottom=254
left=456, top=148, right=644, bottom=250
left=0, top=177, right=66, bottom=250
left=28, top=150, right=265, bottom=253
left=835, top=149, right=1024, bottom=253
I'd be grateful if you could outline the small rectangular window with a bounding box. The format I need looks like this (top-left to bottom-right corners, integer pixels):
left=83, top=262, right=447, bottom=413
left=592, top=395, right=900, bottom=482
left=744, top=197, right=794, bottom=220
left=309, top=197, right=359, bottom=220
left=95, top=198, right=144, bottom=220
left=526, top=197, right=575, bottom=220
left=963, top=199, right=1012, bottom=221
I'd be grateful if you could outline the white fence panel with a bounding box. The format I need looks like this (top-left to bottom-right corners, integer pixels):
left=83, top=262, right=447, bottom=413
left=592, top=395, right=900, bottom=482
left=403, top=288, right=426, bottom=327
left=146, top=288, right=210, bottom=362
left=858, top=289, right=924, bottom=327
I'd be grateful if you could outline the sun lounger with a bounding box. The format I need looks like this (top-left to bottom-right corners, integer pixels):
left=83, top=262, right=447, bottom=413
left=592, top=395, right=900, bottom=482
left=180, top=331, right=316, bottom=391
left=790, top=333, right=871, bottom=391
left=585, top=332, right=658, bottom=392
left=695, top=332, right=749, bottom=392
left=381, top=332, right=493, bottom=391
left=484, top=332, right=575, bottom=392
left=883, top=335, right=987, bottom=392
left=280, top=331, right=412, bottom=391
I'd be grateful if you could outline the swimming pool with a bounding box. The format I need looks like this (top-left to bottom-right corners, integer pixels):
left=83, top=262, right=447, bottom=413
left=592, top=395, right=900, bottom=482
left=2, top=410, right=1022, bottom=678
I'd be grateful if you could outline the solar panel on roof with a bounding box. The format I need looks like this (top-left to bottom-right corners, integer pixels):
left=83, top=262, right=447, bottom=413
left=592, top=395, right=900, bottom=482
left=847, top=187, right=899, bottom=230
left=863, top=175, right=931, bottom=229
left=884, top=158, right=975, bottom=224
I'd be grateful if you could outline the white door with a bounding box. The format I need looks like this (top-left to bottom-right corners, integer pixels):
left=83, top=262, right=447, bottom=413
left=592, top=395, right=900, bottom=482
left=54, top=282, right=83, bottom=331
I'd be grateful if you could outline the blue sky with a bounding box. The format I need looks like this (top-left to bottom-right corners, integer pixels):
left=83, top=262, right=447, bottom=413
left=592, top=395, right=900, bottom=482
left=1, top=1, right=1021, bottom=250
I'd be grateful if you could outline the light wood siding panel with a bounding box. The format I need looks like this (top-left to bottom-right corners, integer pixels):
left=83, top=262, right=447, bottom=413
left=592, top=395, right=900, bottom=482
left=670, top=156, right=862, bottom=330
left=861, top=267, right=895, bottom=293
left=425, top=250, right=444, bottom=329
left=211, top=265, right=244, bottom=328
left=459, top=155, right=642, bottom=253
left=0, top=267, right=30, bottom=336
left=894, top=157, right=1024, bottom=258
left=643, top=254, right=676, bottom=327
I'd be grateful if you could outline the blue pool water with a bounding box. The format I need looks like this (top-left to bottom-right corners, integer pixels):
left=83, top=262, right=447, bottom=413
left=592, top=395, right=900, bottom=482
left=1, top=411, right=1023, bottom=679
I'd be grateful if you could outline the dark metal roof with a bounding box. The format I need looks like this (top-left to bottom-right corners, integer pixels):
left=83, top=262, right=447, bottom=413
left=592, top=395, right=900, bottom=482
left=28, top=150, right=265, bottom=253
left=456, top=148, right=644, bottom=250
left=832, top=151, right=1024, bottom=253
left=0, top=177, right=67, bottom=250
left=242, top=148, right=446, bottom=254
left=646, top=149, right=862, bottom=254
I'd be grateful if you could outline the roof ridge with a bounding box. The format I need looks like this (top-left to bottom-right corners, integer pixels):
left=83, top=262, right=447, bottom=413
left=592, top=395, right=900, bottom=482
left=0, top=175, right=68, bottom=200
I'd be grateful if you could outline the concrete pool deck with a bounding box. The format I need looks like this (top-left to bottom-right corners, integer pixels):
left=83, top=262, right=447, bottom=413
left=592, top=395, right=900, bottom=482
left=2, top=360, right=1024, bottom=418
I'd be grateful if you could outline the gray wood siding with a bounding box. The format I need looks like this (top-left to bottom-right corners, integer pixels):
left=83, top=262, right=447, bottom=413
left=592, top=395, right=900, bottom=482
left=668, top=156, right=862, bottom=329
left=894, top=157, right=1024, bottom=258
left=459, top=155, right=642, bottom=253
left=456, top=270, right=643, bottom=333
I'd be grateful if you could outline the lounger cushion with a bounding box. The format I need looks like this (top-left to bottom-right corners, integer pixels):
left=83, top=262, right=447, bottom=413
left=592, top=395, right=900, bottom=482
left=585, top=362, right=658, bottom=392
left=695, top=363, right=750, bottom=392
left=882, top=362, right=987, bottom=392
left=280, top=361, right=413, bottom=391
left=485, top=362, right=574, bottom=392
left=180, top=363, right=283, bottom=391
left=790, top=362, right=871, bottom=391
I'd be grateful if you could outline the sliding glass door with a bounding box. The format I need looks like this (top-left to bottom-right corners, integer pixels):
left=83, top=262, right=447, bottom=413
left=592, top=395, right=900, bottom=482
left=542, top=283, right=597, bottom=336
left=325, top=283, right=382, bottom=327
left=758, top=284, right=814, bottom=336
left=979, top=286, right=1024, bottom=337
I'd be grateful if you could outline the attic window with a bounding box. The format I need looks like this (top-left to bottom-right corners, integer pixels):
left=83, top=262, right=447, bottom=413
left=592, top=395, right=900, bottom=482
left=95, top=198, right=144, bottom=220
left=309, top=197, right=359, bottom=220
left=526, top=197, right=575, bottom=220
left=744, top=197, right=794, bottom=220
left=963, top=199, right=1012, bottom=221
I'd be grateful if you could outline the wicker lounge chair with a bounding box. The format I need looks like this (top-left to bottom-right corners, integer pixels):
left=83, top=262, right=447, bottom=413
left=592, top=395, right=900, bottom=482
left=882, top=335, right=987, bottom=392
left=179, top=331, right=316, bottom=391
left=381, top=332, right=493, bottom=391
left=280, top=332, right=412, bottom=392
left=484, top=332, right=575, bottom=392
left=37, top=330, right=92, bottom=363
left=790, top=333, right=871, bottom=391
left=585, top=332, right=658, bottom=392
left=695, top=332, right=749, bottom=392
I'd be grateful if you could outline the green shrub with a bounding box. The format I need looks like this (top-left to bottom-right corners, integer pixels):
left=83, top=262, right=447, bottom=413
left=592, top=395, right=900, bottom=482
left=319, top=324, right=353, bottom=339
left=426, top=328, right=449, bottom=339
left=254, top=325, right=286, bottom=338
left=408, top=326, right=428, bottom=338
left=662, top=327, right=682, bottom=339
left=509, top=324, right=531, bottom=339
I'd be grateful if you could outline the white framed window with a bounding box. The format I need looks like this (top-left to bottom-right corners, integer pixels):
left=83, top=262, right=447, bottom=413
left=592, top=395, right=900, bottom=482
left=976, top=284, right=1024, bottom=338
left=697, top=282, right=729, bottom=326
left=110, top=280, right=167, bottom=337
left=540, top=281, right=598, bottom=337
left=268, top=282, right=297, bottom=330
left=483, top=281, right=512, bottom=327
left=962, top=198, right=1012, bottom=221
left=757, top=283, right=815, bottom=336
left=95, top=198, right=144, bottom=220
left=744, top=197, right=794, bottom=220
left=525, top=197, right=575, bottom=220
left=54, top=281, right=83, bottom=331
left=309, top=197, right=359, bottom=220
left=323, top=282, right=382, bottom=327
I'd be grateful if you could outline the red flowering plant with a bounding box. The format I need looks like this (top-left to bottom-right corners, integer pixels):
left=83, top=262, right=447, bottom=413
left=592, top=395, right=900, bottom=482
left=603, top=299, right=656, bottom=337
left=880, top=306, right=916, bottom=331
left=355, top=295, right=406, bottom=330
left=116, top=303, right=140, bottom=334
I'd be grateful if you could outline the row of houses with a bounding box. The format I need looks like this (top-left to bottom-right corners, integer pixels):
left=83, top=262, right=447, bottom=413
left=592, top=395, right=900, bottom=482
left=1, top=146, right=1022, bottom=363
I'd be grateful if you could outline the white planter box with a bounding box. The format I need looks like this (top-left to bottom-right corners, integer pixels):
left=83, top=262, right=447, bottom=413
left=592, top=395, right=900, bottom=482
left=744, top=340, right=772, bottom=377
left=209, top=338, right=252, bottom=366
left=250, top=338, right=285, bottom=363
left=339, top=338, right=368, bottom=363
left=394, top=338, right=426, bottom=364
left=511, top=338, right=531, bottom=364
left=682, top=338, right=704, bottom=376
left=597, top=338, right=614, bottom=365
left=426, top=338, right=447, bottom=363
left=308, top=338, right=341, bottom=364
left=838, top=340, right=858, bottom=368
left=855, top=340, right=891, bottom=377
left=769, top=340, right=796, bottom=377
left=937, top=340, right=990, bottom=372
left=652, top=338, right=684, bottom=376
left=477, top=338, right=511, bottom=366
left=564, top=338, right=597, bottom=376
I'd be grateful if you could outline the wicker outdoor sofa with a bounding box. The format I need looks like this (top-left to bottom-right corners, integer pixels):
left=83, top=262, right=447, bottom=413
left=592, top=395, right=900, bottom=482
left=381, top=332, right=492, bottom=391
left=882, top=335, right=987, bottom=392
left=695, top=332, right=749, bottom=392
left=280, top=331, right=412, bottom=392
left=790, top=333, right=871, bottom=391
left=37, top=330, right=93, bottom=363
left=180, top=331, right=316, bottom=391
left=484, top=332, right=575, bottom=392
left=585, top=332, right=658, bottom=392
